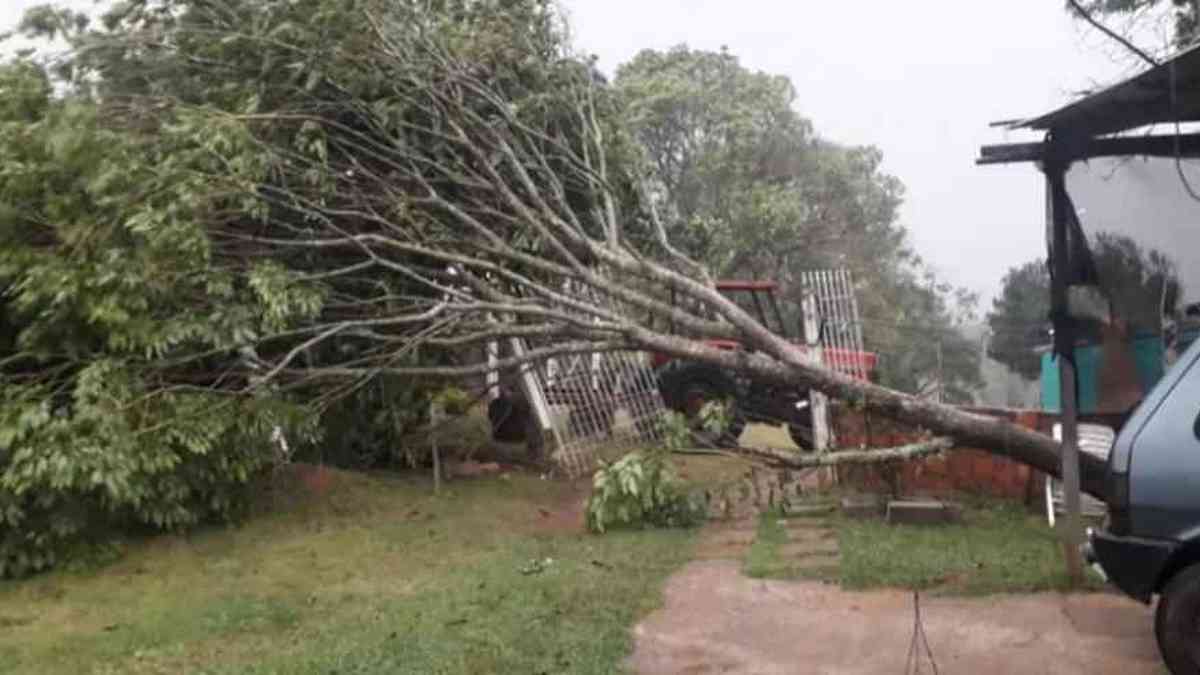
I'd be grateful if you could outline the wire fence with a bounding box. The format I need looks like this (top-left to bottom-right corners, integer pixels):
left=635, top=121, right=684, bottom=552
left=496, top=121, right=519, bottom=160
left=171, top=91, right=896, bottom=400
left=802, top=269, right=870, bottom=383
left=493, top=269, right=877, bottom=475
left=505, top=279, right=668, bottom=478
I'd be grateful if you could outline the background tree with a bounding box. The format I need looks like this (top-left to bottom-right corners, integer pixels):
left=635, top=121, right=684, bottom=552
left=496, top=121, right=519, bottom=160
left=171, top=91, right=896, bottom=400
left=1092, top=232, right=1181, bottom=333
left=615, top=46, right=981, bottom=401
left=1076, top=0, right=1200, bottom=50
left=988, top=260, right=1051, bottom=381
left=987, top=234, right=1182, bottom=385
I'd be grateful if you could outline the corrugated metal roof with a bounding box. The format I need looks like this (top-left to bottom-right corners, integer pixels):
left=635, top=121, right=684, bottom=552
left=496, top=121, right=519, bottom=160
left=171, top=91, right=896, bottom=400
left=1011, top=43, right=1200, bottom=137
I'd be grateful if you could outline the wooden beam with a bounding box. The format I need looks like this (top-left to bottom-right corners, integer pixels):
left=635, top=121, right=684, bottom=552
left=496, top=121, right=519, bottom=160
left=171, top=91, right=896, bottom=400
left=978, top=132, right=1200, bottom=165
left=1047, top=165, right=1085, bottom=587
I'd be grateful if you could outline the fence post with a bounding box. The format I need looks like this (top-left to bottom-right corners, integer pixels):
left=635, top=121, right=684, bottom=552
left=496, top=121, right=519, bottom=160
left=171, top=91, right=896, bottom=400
left=430, top=398, right=444, bottom=494
left=802, top=285, right=831, bottom=452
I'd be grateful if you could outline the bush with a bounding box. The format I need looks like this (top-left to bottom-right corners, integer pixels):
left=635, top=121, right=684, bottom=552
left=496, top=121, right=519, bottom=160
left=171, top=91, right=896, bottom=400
left=0, top=363, right=315, bottom=578
left=585, top=450, right=705, bottom=533
left=309, top=382, right=485, bottom=470
left=0, top=68, right=326, bottom=576
left=305, top=375, right=437, bottom=470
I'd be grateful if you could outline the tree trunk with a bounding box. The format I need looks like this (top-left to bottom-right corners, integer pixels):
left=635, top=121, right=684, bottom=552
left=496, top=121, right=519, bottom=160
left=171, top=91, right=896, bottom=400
left=738, top=437, right=954, bottom=468
left=631, top=328, right=1108, bottom=501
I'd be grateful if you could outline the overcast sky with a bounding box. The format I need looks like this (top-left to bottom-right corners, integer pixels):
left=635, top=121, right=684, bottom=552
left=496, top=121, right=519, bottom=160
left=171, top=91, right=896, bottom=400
left=0, top=1, right=1170, bottom=307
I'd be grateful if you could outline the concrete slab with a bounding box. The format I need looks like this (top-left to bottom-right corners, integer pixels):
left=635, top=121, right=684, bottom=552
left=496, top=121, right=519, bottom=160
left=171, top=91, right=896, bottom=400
left=841, top=494, right=884, bottom=519
left=886, top=499, right=959, bottom=525
left=628, top=560, right=1161, bottom=675
left=784, top=503, right=836, bottom=518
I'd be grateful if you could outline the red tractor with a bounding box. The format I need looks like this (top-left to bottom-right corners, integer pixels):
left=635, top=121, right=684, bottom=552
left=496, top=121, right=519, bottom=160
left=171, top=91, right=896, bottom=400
left=487, top=279, right=878, bottom=451
left=652, top=280, right=877, bottom=449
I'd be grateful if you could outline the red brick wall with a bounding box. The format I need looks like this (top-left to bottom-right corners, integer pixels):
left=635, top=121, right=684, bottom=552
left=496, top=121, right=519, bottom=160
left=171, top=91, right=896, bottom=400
left=831, top=405, right=1056, bottom=502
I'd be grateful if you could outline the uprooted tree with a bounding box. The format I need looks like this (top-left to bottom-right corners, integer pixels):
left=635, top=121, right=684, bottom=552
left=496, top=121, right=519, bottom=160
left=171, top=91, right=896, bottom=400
left=0, top=0, right=1101, bottom=575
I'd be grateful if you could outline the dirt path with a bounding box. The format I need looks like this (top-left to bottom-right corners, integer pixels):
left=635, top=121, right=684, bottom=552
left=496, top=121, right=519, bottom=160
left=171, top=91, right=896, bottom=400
left=628, top=559, right=1163, bottom=674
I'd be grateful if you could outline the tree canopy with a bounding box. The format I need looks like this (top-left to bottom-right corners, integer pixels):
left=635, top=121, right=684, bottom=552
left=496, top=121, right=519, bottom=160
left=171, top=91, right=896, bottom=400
left=988, top=260, right=1051, bottom=381
left=615, top=46, right=981, bottom=402
left=1080, top=0, right=1200, bottom=49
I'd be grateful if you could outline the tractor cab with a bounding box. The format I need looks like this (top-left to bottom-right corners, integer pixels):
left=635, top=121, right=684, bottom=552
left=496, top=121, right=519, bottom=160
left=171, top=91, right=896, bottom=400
left=651, top=279, right=793, bottom=369
left=715, top=279, right=792, bottom=337
left=653, top=277, right=878, bottom=450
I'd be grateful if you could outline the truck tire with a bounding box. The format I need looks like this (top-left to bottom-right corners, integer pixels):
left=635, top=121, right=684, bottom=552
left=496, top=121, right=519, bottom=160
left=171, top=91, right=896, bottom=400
left=663, top=365, right=745, bottom=447
left=1156, top=563, right=1200, bottom=674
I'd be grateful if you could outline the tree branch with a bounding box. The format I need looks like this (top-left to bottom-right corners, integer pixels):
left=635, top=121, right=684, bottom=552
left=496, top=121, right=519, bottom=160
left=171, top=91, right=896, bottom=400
left=737, top=437, right=954, bottom=468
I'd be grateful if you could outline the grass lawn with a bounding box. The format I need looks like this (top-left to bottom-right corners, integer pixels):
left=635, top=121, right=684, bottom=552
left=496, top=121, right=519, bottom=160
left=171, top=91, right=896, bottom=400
left=837, top=498, right=1107, bottom=595
left=0, top=468, right=696, bottom=675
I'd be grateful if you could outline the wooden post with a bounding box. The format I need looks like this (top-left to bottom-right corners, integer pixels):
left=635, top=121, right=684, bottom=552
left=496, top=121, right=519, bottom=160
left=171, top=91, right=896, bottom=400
left=430, top=399, right=444, bottom=494
left=509, top=336, right=559, bottom=448
left=1047, top=164, right=1085, bottom=585
left=802, top=286, right=831, bottom=451
left=485, top=339, right=500, bottom=401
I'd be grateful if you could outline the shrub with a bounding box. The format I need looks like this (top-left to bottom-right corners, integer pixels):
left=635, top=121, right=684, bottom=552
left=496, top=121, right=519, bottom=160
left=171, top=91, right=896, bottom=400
left=0, top=364, right=315, bottom=578
left=309, top=382, right=485, bottom=470
left=585, top=450, right=705, bottom=533
left=0, top=66, right=319, bottom=576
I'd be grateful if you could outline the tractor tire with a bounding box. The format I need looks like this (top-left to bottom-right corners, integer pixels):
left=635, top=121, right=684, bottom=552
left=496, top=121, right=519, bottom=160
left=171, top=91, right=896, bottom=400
left=663, top=365, right=745, bottom=448
left=1156, top=563, right=1200, bottom=674
left=523, top=408, right=545, bottom=460
left=788, top=404, right=816, bottom=452
left=488, top=396, right=527, bottom=443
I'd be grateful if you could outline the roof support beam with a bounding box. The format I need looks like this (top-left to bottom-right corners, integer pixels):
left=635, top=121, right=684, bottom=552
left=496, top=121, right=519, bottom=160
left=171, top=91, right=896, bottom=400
left=978, top=132, right=1200, bottom=165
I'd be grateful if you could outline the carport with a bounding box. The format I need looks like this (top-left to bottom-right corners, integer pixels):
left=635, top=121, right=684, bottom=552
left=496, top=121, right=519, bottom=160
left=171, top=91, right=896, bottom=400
left=979, top=44, right=1200, bottom=580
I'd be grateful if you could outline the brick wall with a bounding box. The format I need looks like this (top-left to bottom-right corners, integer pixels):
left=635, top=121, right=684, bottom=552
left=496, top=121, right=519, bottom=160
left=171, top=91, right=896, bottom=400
left=831, top=405, right=1060, bottom=502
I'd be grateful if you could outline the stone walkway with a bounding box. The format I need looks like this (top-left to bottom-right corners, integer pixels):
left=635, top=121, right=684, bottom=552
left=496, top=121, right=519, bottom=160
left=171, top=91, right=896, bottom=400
left=632, top=493, right=1163, bottom=675
left=628, top=560, right=1162, bottom=674
left=694, top=501, right=842, bottom=576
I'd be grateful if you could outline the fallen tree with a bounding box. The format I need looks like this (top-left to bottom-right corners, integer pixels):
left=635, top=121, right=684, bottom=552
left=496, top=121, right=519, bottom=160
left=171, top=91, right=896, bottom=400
left=217, top=4, right=1105, bottom=500
left=17, top=0, right=1105, bottom=502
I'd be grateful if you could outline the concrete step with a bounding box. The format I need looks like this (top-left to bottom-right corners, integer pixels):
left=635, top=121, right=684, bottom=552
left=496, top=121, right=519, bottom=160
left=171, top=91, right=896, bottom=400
left=783, top=503, right=836, bottom=518
left=885, top=500, right=961, bottom=526
left=779, top=541, right=840, bottom=559
left=840, top=495, right=884, bottom=519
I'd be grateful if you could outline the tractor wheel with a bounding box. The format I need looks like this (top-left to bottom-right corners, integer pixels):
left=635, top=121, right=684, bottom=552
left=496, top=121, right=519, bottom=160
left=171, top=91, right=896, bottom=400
left=788, top=403, right=816, bottom=452
left=488, top=395, right=528, bottom=443
left=668, top=367, right=745, bottom=448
